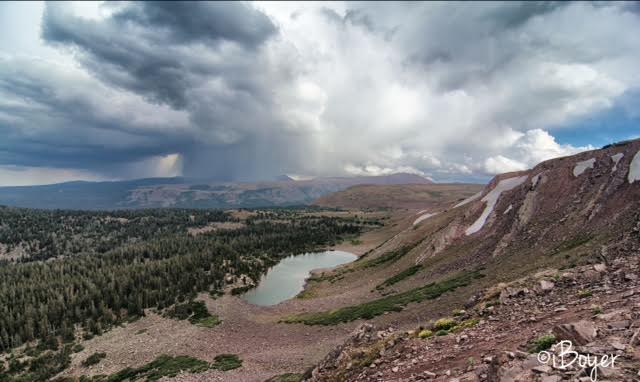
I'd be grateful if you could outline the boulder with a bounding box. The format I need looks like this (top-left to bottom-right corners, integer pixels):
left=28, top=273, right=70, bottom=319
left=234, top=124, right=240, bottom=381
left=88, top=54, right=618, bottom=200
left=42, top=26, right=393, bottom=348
left=499, top=287, right=527, bottom=303
left=593, top=263, right=607, bottom=273
left=539, top=280, right=555, bottom=291
left=552, top=320, right=597, bottom=346
left=607, top=320, right=630, bottom=330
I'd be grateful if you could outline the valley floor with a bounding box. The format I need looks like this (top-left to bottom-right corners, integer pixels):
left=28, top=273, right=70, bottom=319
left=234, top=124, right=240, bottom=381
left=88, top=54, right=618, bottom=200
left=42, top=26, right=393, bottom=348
left=58, top=210, right=414, bottom=382
left=61, top=295, right=358, bottom=382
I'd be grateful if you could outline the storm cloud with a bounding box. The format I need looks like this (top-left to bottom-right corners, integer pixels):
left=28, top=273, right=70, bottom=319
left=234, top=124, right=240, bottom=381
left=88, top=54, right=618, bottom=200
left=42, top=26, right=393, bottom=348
left=1, top=1, right=639, bottom=185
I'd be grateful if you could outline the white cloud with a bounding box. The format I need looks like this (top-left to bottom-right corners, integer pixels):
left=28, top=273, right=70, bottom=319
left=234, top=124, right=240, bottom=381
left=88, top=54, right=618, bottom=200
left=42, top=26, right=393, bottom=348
left=254, top=2, right=636, bottom=180
left=482, top=129, right=592, bottom=174
left=484, top=156, right=527, bottom=174
left=344, top=164, right=424, bottom=177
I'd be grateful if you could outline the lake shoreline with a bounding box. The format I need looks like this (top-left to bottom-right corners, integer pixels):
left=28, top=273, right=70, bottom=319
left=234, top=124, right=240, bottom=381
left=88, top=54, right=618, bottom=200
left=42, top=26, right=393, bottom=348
left=241, top=250, right=357, bottom=306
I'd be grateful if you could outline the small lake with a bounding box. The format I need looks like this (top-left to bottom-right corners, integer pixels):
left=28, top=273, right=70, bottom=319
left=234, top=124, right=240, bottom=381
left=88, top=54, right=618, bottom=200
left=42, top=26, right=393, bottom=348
left=241, top=250, right=357, bottom=306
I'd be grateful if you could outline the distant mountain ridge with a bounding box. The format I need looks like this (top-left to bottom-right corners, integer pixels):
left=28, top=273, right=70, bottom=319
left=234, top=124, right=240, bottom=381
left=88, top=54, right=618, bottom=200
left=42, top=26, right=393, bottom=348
left=0, top=173, right=432, bottom=210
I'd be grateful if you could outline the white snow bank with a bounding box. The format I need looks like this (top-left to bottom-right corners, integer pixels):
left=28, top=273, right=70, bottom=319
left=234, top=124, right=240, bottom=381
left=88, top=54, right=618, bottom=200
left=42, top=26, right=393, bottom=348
left=465, top=176, right=528, bottom=236
left=415, top=209, right=428, bottom=215
left=573, top=158, right=595, bottom=177
left=629, top=150, right=640, bottom=184
left=531, top=174, right=540, bottom=188
left=503, top=204, right=513, bottom=215
left=413, top=212, right=438, bottom=226
left=610, top=153, right=624, bottom=172
left=453, top=191, right=482, bottom=208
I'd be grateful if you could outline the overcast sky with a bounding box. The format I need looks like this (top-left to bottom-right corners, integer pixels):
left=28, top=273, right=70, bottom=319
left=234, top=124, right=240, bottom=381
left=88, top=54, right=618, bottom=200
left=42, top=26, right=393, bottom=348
left=1, top=1, right=639, bottom=185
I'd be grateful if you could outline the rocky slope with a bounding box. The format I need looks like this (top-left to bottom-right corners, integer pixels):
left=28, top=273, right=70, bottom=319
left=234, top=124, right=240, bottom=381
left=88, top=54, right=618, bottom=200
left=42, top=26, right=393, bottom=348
left=306, top=254, right=640, bottom=381
left=313, top=184, right=483, bottom=210
left=302, top=139, right=640, bottom=381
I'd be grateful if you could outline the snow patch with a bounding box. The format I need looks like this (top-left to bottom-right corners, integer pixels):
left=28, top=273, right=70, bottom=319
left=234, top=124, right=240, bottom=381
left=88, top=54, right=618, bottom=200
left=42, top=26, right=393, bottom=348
left=503, top=204, right=513, bottom=215
left=413, top=212, right=438, bottom=226
left=465, top=176, right=528, bottom=236
left=573, top=158, right=596, bottom=177
left=453, top=192, right=482, bottom=208
left=629, top=150, right=640, bottom=184
left=531, top=174, right=540, bottom=188
left=610, top=153, right=624, bottom=172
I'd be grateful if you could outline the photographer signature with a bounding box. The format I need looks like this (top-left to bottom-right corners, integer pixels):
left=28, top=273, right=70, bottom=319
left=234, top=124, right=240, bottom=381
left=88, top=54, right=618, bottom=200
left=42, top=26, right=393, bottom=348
left=537, top=340, right=619, bottom=382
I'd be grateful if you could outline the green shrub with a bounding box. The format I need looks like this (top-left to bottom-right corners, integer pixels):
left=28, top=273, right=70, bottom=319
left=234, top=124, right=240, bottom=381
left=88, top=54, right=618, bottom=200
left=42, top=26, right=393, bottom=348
left=450, top=318, right=480, bottom=332
left=418, top=329, right=433, bottom=339
left=212, top=354, right=242, bottom=371
left=164, top=300, right=207, bottom=321
left=529, top=334, right=556, bottom=353
left=231, top=285, right=254, bottom=295
left=578, top=290, right=592, bottom=299
left=104, top=355, right=213, bottom=382
left=376, top=265, right=422, bottom=289
left=433, top=318, right=457, bottom=331
left=435, top=329, right=449, bottom=336
left=284, top=270, right=484, bottom=325
left=72, top=344, right=85, bottom=353
left=209, top=290, right=223, bottom=299
left=196, top=315, right=222, bottom=328
left=82, top=352, right=107, bottom=367
left=362, top=245, right=416, bottom=269
left=164, top=300, right=221, bottom=327
left=145, top=355, right=210, bottom=380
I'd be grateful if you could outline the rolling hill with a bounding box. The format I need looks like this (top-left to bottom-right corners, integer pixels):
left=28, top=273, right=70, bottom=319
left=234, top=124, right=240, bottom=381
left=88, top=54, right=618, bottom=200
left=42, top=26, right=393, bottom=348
left=313, top=183, right=483, bottom=210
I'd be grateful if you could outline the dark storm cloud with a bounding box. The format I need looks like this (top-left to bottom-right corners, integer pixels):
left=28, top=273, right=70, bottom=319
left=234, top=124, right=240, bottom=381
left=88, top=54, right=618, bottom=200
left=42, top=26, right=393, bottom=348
left=7, top=1, right=303, bottom=181
left=481, top=1, right=567, bottom=29
left=42, top=2, right=277, bottom=108
left=113, top=1, right=277, bottom=47
left=0, top=57, right=191, bottom=174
